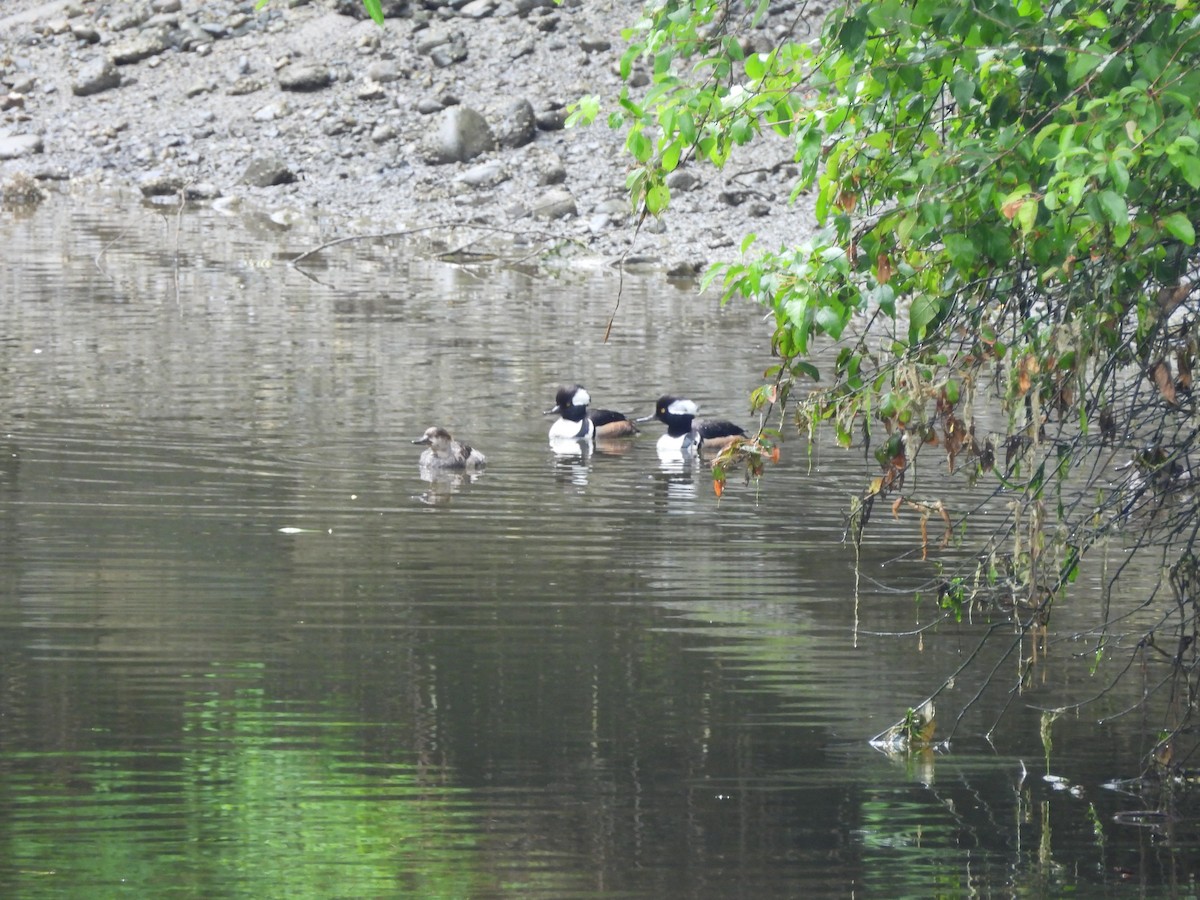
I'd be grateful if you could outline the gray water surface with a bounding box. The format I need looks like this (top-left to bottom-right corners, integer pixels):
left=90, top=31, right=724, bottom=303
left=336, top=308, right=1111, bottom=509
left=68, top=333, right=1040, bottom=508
left=0, top=196, right=1194, bottom=897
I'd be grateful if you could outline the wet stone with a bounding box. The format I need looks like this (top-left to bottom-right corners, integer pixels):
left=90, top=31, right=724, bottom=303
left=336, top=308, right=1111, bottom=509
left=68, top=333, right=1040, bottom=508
left=242, top=157, right=297, bottom=187
left=139, top=173, right=186, bottom=196
left=278, top=63, right=332, bottom=91
left=184, top=182, right=221, bottom=200
left=534, top=107, right=567, bottom=131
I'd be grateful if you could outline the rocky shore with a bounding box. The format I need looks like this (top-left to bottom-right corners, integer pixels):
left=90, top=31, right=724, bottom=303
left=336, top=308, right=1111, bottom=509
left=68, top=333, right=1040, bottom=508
left=0, top=0, right=818, bottom=274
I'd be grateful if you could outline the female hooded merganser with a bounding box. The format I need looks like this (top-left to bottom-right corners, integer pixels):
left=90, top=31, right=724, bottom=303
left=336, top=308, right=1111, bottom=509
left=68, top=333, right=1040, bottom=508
left=544, top=384, right=639, bottom=442
left=412, top=426, right=486, bottom=469
left=636, top=395, right=747, bottom=455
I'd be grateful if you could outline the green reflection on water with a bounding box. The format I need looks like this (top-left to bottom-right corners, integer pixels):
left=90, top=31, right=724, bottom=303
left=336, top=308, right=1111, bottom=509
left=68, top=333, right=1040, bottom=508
left=1, top=664, right=489, bottom=898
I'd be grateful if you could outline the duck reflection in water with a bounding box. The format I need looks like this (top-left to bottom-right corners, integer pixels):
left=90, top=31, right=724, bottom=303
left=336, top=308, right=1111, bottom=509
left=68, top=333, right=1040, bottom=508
left=652, top=452, right=700, bottom=506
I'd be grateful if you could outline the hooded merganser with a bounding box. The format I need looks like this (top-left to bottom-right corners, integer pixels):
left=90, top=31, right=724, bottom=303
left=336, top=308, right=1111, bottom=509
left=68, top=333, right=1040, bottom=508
left=636, top=394, right=747, bottom=455
left=412, top=426, right=486, bottom=469
left=544, top=384, right=639, bottom=442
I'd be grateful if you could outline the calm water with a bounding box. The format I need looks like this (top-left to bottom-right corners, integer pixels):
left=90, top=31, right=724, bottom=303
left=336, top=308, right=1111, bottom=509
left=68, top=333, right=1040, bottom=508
left=0, top=194, right=1196, bottom=897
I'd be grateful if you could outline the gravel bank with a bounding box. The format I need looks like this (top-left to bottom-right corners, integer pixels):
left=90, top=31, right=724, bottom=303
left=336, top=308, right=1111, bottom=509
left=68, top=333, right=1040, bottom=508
left=1, top=0, right=818, bottom=274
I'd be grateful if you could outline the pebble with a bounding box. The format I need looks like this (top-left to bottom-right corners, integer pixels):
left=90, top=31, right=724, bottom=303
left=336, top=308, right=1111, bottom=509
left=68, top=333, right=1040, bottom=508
left=139, top=173, right=186, bottom=197
left=72, top=58, right=122, bottom=97
left=253, top=100, right=290, bottom=122
left=534, top=107, right=567, bottom=131
left=365, top=61, right=402, bottom=84
left=458, top=160, right=509, bottom=187
left=460, top=0, right=498, bottom=18
left=666, top=170, right=702, bottom=192
left=71, top=24, right=101, bottom=44
left=278, top=63, right=332, bottom=92
left=111, top=28, right=172, bottom=65
left=495, top=99, right=536, bottom=149
left=242, top=158, right=297, bottom=187
left=532, top=188, right=576, bottom=220
left=356, top=81, right=387, bottom=101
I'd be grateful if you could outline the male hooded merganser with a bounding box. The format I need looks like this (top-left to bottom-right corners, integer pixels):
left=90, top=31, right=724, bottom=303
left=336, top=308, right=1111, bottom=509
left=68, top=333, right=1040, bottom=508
left=412, top=426, right=486, bottom=469
left=636, top=395, right=747, bottom=455
left=544, top=384, right=639, bottom=442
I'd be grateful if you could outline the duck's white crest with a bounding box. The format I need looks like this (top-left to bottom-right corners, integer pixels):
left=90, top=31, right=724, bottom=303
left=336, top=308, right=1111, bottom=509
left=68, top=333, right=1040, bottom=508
left=667, top=398, right=698, bottom=416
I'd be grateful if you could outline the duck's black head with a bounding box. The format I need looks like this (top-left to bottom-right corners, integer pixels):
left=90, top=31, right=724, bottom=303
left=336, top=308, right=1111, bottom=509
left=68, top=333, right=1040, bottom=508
left=550, top=384, right=591, bottom=421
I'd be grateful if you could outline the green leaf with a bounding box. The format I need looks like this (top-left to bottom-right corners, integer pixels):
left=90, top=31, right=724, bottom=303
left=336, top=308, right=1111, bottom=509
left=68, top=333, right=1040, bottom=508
left=745, top=53, right=766, bottom=81
left=793, top=361, right=820, bottom=381
left=815, top=299, right=848, bottom=340
left=362, top=0, right=384, bottom=23
left=944, top=233, right=978, bottom=270
left=678, top=111, right=698, bottom=144
left=1162, top=212, right=1196, bottom=245
left=1172, top=154, right=1200, bottom=189
left=661, top=139, right=682, bottom=172
left=1097, top=190, right=1128, bottom=225
left=627, top=130, right=652, bottom=163
left=909, top=294, right=941, bottom=343
left=838, top=15, right=867, bottom=52
left=645, top=182, right=670, bottom=215
left=951, top=75, right=975, bottom=109
left=566, top=95, right=601, bottom=128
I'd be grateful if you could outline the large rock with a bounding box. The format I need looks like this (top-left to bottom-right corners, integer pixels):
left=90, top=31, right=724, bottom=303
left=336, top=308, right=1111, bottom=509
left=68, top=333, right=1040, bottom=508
left=72, top=58, right=122, bottom=97
left=425, top=106, right=495, bottom=164
left=496, top=99, right=536, bottom=149
left=111, top=27, right=171, bottom=64
left=242, top=158, right=297, bottom=187
left=278, top=64, right=333, bottom=92
left=0, top=134, right=44, bottom=160
left=532, top=188, right=577, bottom=220
left=460, top=0, right=498, bottom=18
